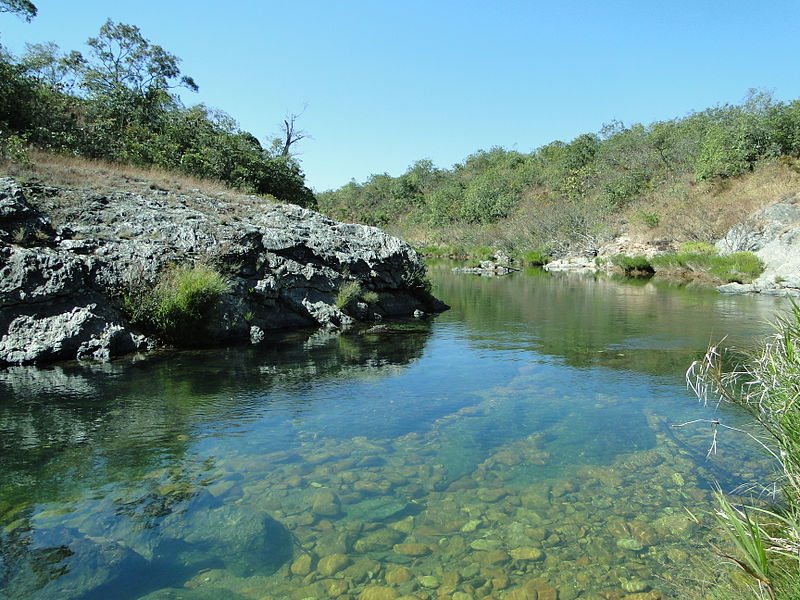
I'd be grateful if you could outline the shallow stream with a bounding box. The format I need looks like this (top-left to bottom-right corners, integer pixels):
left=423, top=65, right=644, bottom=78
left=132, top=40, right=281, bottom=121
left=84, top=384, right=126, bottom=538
left=0, top=267, right=790, bottom=600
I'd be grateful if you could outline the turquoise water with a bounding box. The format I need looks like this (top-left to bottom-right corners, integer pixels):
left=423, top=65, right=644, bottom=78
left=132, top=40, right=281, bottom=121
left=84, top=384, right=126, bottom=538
left=0, top=268, right=790, bottom=600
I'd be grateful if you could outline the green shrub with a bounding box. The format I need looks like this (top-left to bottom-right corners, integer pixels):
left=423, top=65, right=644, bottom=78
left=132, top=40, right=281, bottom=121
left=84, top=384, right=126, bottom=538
left=679, top=241, right=717, bottom=254
left=0, top=133, right=31, bottom=165
left=609, top=254, right=654, bottom=275
left=634, top=210, right=660, bottom=228
left=651, top=250, right=763, bottom=283
left=124, top=263, right=229, bottom=344
left=709, top=251, right=764, bottom=283
left=471, top=245, right=495, bottom=260
left=335, top=279, right=361, bottom=309
left=361, top=290, right=379, bottom=304
left=522, top=249, right=550, bottom=266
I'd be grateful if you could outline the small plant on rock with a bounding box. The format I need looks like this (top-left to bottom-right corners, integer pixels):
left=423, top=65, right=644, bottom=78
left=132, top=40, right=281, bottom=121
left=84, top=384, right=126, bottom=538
left=123, top=263, right=229, bottom=344
left=335, top=279, right=362, bottom=309
left=361, top=290, right=379, bottom=304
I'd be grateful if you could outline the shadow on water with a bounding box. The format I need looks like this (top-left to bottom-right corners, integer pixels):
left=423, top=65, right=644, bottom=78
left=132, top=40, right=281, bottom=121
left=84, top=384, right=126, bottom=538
left=0, top=322, right=433, bottom=600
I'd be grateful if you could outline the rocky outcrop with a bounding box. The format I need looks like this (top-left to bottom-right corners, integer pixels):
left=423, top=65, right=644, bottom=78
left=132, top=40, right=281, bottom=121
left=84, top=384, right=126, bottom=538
left=0, top=179, right=447, bottom=365
left=452, top=251, right=517, bottom=276
left=717, top=194, right=800, bottom=296
left=544, top=237, right=675, bottom=274
left=716, top=194, right=800, bottom=296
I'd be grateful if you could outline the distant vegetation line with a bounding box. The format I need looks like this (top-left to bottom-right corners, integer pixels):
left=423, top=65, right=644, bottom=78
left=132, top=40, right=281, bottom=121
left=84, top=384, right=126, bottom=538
left=0, top=12, right=316, bottom=208
left=318, top=90, right=800, bottom=258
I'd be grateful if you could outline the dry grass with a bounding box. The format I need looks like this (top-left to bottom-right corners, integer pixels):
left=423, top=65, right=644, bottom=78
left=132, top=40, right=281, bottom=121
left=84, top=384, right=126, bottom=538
left=627, top=162, right=800, bottom=244
left=1, top=149, right=276, bottom=206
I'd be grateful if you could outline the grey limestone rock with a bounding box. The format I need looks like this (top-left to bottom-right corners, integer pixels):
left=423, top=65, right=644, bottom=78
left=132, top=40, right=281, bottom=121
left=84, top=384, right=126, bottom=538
left=716, top=194, right=800, bottom=296
left=0, top=180, right=447, bottom=365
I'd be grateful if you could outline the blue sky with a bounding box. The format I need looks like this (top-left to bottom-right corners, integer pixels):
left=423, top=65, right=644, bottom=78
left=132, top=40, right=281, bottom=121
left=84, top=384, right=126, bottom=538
left=2, top=1, right=799, bottom=191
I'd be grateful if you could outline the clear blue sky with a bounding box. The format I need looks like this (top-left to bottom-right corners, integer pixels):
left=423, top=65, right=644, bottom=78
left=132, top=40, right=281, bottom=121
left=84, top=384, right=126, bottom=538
left=2, top=1, right=800, bottom=192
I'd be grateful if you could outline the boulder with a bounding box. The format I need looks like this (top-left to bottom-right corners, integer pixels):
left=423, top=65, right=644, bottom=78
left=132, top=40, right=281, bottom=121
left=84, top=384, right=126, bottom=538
left=716, top=195, right=800, bottom=296
left=0, top=179, right=447, bottom=365
left=2, top=527, right=149, bottom=600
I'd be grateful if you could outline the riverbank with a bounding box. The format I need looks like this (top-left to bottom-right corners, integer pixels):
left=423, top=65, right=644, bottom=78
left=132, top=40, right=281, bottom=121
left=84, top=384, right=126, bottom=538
left=434, top=191, right=800, bottom=296
left=0, top=167, right=447, bottom=366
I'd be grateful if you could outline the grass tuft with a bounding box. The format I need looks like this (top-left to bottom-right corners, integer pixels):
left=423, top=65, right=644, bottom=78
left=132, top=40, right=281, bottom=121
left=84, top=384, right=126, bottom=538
left=688, top=301, right=800, bottom=598
left=609, top=254, right=654, bottom=275
left=335, top=279, right=362, bottom=309
left=123, top=263, right=229, bottom=344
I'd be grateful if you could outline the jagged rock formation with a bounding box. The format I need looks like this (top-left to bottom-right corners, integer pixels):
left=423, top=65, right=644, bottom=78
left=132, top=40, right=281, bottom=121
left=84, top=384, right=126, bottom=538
left=0, top=178, right=447, bottom=365
left=716, top=194, right=800, bottom=296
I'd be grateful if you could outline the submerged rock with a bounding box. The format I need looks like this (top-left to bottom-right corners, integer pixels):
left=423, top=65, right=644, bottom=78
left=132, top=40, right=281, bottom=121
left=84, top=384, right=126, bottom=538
left=1, top=527, right=149, bottom=600
left=156, top=503, right=292, bottom=576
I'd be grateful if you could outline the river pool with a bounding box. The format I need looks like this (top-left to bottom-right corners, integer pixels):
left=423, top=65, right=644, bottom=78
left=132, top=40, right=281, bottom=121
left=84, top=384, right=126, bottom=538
left=0, top=267, right=790, bottom=600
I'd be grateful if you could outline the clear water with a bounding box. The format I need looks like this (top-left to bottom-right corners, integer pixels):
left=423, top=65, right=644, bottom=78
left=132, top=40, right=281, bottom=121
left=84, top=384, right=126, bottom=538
left=0, top=267, right=790, bottom=600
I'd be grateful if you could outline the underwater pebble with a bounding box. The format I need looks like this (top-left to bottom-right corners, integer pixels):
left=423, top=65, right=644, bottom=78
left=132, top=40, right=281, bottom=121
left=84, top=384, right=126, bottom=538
left=418, top=575, right=439, bottom=588
left=461, top=518, right=482, bottom=532
left=393, top=542, right=430, bottom=556
left=616, top=538, right=644, bottom=551
left=359, top=585, right=399, bottom=600
left=290, top=554, right=314, bottom=576
left=621, top=578, right=651, bottom=592
left=317, top=553, right=351, bottom=576
left=509, top=547, right=545, bottom=561
left=469, top=538, right=500, bottom=551
left=385, top=566, right=413, bottom=585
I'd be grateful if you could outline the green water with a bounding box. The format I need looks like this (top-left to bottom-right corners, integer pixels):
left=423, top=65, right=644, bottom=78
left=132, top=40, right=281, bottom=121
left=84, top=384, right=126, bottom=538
left=0, top=267, right=790, bottom=600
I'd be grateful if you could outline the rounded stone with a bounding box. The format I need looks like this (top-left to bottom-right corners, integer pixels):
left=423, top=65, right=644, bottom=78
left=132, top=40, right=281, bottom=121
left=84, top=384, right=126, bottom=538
left=418, top=575, right=439, bottom=588
left=509, top=547, right=545, bottom=561
left=290, top=553, right=314, bottom=576
left=311, top=489, right=342, bottom=517
left=392, top=542, right=430, bottom=556
left=317, top=553, right=351, bottom=577
left=359, top=585, right=400, bottom=600
left=484, top=549, right=510, bottom=564
left=385, top=566, right=413, bottom=585
left=616, top=538, right=644, bottom=551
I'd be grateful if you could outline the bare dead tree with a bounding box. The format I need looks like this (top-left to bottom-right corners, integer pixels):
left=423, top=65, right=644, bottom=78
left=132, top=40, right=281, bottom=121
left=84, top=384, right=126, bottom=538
left=280, top=109, right=309, bottom=157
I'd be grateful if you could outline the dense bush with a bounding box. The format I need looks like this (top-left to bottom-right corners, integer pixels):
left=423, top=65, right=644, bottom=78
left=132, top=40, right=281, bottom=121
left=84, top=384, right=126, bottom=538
left=651, top=250, right=764, bottom=283
left=521, top=249, right=550, bottom=266
left=124, top=264, right=229, bottom=344
left=609, top=254, right=654, bottom=275
left=318, top=90, right=800, bottom=256
left=0, top=20, right=316, bottom=207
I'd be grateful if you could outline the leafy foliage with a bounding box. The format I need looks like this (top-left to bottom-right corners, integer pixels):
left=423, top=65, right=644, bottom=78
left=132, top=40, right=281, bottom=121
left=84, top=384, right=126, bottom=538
left=0, top=0, right=36, bottom=21
left=0, top=19, right=315, bottom=207
left=609, top=254, right=654, bottom=275
left=651, top=250, right=764, bottom=283
left=319, top=90, right=800, bottom=256
left=335, top=279, right=361, bottom=309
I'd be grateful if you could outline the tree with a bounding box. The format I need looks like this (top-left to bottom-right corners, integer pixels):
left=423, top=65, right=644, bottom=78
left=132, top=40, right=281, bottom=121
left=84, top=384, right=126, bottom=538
left=0, top=0, right=36, bottom=21
left=81, top=20, right=197, bottom=98
left=275, top=109, right=308, bottom=156
left=20, top=42, right=84, bottom=93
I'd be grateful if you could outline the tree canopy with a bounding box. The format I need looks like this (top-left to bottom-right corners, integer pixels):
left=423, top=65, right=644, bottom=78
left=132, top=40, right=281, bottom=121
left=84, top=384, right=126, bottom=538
left=0, top=18, right=315, bottom=208
left=0, top=0, right=36, bottom=21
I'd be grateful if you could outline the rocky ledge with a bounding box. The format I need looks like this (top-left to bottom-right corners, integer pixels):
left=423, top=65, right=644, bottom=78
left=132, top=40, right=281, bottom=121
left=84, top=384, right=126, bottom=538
left=0, top=178, right=447, bottom=365
left=715, top=195, right=800, bottom=296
